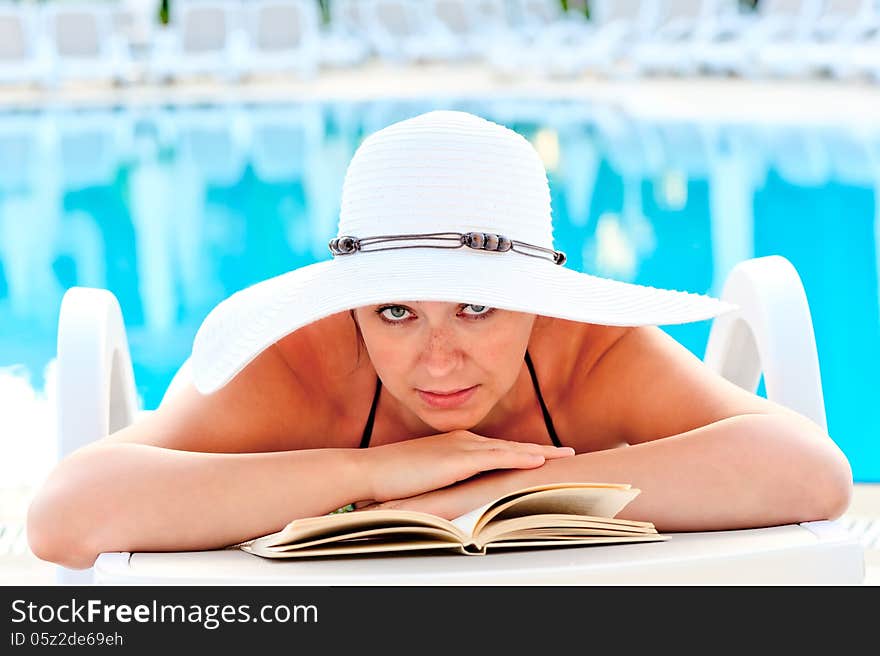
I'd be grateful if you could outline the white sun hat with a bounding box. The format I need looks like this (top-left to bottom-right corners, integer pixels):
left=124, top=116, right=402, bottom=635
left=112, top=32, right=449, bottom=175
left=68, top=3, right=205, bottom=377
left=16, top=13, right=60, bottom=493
left=190, top=110, right=738, bottom=395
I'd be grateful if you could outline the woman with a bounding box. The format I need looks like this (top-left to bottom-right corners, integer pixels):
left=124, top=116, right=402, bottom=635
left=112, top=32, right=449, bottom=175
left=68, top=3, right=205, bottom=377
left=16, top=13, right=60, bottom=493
left=27, top=111, right=852, bottom=570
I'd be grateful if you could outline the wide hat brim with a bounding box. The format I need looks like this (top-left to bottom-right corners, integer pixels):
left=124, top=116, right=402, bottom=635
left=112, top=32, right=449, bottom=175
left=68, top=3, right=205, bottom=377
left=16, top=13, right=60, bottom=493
left=190, top=248, right=739, bottom=395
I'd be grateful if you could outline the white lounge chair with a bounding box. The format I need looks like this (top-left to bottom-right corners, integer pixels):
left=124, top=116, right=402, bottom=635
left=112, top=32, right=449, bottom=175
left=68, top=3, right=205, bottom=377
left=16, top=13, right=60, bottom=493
left=52, top=252, right=861, bottom=583
left=238, top=0, right=322, bottom=80
left=426, top=0, right=513, bottom=60
left=360, top=0, right=462, bottom=63
left=42, top=1, right=134, bottom=86
left=149, top=0, right=247, bottom=83
left=0, top=2, right=53, bottom=87
left=627, top=1, right=742, bottom=76
left=487, top=0, right=654, bottom=79
left=320, top=0, right=373, bottom=68
left=811, top=1, right=880, bottom=79
left=756, top=0, right=880, bottom=78
left=693, top=0, right=825, bottom=77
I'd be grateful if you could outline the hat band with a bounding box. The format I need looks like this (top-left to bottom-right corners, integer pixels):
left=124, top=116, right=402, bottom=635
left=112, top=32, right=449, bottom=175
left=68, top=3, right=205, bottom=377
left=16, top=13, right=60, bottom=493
left=328, top=231, right=567, bottom=265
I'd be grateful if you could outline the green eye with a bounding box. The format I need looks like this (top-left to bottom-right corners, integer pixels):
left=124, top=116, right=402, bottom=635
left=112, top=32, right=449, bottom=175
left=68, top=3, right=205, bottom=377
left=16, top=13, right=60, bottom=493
left=462, top=304, right=491, bottom=315
left=376, top=305, right=411, bottom=322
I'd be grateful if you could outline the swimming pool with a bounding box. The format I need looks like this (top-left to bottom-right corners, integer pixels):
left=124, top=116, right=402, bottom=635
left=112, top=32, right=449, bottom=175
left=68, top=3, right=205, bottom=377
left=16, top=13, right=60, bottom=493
left=1, top=98, right=878, bottom=481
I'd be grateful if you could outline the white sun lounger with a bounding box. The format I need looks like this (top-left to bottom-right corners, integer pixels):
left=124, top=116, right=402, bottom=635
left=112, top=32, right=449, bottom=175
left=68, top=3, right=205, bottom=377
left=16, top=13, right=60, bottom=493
left=756, top=0, right=880, bottom=78
left=359, top=0, right=464, bottom=63
left=52, top=253, right=863, bottom=584
left=817, top=1, right=880, bottom=80
left=42, top=1, right=134, bottom=86
left=486, top=0, right=653, bottom=79
left=0, top=2, right=53, bottom=87
left=694, top=0, right=825, bottom=77
left=627, top=0, right=742, bottom=77
left=425, top=0, right=512, bottom=60
left=320, top=0, right=373, bottom=68
left=149, top=0, right=248, bottom=83
left=237, top=0, right=322, bottom=80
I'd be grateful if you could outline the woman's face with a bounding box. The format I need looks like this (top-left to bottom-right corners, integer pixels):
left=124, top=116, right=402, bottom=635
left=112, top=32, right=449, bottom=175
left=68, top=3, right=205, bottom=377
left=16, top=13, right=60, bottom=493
left=353, top=301, right=537, bottom=433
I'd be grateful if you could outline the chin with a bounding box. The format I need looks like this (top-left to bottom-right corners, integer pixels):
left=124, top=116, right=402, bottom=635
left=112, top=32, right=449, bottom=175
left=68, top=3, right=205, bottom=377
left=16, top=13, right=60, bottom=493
left=419, top=409, right=485, bottom=434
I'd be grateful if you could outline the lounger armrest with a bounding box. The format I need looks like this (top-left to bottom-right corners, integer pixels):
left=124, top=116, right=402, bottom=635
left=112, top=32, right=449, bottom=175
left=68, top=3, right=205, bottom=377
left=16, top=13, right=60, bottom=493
left=56, top=287, right=139, bottom=459
left=703, top=255, right=827, bottom=431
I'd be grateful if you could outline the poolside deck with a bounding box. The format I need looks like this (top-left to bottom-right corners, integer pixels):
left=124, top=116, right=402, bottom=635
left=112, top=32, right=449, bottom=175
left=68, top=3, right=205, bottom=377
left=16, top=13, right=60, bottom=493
left=1, top=59, right=880, bottom=126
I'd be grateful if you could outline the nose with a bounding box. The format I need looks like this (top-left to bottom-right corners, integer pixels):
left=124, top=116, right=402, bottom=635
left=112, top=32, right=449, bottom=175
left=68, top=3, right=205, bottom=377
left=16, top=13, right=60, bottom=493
left=419, top=329, right=464, bottom=378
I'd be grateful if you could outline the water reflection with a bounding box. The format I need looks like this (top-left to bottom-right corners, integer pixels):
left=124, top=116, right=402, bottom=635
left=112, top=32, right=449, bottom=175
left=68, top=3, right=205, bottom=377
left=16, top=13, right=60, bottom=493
left=0, top=99, right=878, bottom=480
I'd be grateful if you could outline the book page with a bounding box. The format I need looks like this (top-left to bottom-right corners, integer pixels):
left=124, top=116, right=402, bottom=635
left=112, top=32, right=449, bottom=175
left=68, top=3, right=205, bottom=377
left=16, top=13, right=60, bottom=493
left=471, top=482, right=641, bottom=537
left=255, top=509, right=466, bottom=549
left=245, top=525, right=464, bottom=556
left=475, top=515, right=656, bottom=547
left=449, top=504, right=491, bottom=538
left=476, top=513, right=657, bottom=546
left=242, top=539, right=471, bottom=559
left=483, top=534, right=669, bottom=552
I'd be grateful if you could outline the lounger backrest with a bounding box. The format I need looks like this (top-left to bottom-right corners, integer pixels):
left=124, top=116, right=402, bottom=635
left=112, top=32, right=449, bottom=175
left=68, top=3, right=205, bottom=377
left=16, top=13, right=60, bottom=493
left=0, top=12, right=27, bottom=60
left=372, top=0, right=423, bottom=38
left=821, top=0, right=873, bottom=18
left=758, top=0, right=823, bottom=18
left=254, top=3, right=310, bottom=51
left=331, top=0, right=367, bottom=36
left=516, top=0, right=564, bottom=26
left=591, top=0, right=645, bottom=25
left=661, top=0, right=707, bottom=22
left=51, top=9, right=102, bottom=57
left=433, top=0, right=475, bottom=35
left=474, top=0, right=510, bottom=28
left=181, top=5, right=229, bottom=52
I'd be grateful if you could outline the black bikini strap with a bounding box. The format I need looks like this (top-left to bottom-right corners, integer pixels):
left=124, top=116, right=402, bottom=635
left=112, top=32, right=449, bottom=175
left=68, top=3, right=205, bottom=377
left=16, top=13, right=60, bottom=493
left=359, top=375, right=382, bottom=449
left=524, top=350, right=563, bottom=448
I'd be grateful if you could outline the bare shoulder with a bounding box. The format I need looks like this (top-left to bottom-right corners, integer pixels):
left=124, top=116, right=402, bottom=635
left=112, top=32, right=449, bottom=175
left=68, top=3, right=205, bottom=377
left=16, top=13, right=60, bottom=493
left=99, top=312, right=366, bottom=454
left=528, top=318, right=632, bottom=451
left=571, top=323, right=800, bottom=447
left=272, top=311, right=377, bottom=447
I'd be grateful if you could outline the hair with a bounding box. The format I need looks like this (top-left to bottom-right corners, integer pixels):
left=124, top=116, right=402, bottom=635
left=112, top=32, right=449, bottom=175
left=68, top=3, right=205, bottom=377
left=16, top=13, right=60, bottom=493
left=349, top=309, right=365, bottom=368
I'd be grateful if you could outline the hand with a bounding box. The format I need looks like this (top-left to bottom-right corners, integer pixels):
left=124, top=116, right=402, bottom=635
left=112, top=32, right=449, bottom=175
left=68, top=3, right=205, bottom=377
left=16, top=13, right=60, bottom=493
left=357, top=430, right=574, bottom=504
left=355, top=468, right=531, bottom=521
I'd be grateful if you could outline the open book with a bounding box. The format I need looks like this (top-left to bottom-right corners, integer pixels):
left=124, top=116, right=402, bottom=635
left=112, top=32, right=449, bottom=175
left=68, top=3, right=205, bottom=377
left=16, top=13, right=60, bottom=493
left=237, top=482, right=668, bottom=559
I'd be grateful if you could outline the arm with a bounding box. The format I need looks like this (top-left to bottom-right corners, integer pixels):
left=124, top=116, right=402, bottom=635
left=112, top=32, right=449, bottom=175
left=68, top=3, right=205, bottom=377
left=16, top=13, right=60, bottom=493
left=27, top=431, right=572, bottom=569
left=28, top=342, right=376, bottom=570
left=364, top=412, right=852, bottom=529
left=26, top=442, right=371, bottom=570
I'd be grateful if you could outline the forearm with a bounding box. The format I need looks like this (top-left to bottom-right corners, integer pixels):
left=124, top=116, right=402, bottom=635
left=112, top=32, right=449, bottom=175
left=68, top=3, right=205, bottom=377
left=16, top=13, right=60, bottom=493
left=27, top=443, right=371, bottom=569
left=477, top=413, right=853, bottom=531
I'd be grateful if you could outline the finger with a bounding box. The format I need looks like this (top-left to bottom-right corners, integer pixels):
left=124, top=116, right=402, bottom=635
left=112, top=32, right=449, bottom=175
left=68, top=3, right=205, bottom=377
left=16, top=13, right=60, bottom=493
left=543, top=446, right=576, bottom=458
left=477, top=440, right=574, bottom=458
left=474, top=448, right=547, bottom=470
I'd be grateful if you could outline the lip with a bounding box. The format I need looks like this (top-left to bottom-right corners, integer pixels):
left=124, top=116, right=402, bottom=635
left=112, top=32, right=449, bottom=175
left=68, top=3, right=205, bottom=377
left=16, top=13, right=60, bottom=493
left=416, top=385, right=478, bottom=409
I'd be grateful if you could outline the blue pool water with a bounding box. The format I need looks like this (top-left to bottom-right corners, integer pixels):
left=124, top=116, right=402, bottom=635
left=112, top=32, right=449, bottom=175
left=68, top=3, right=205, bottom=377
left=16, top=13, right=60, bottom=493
left=0, top=98, right=878, bottom=480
